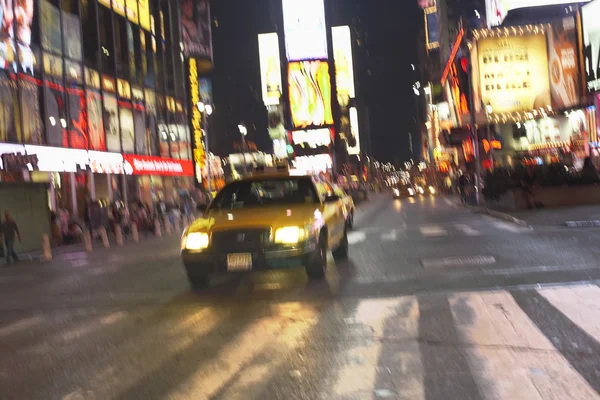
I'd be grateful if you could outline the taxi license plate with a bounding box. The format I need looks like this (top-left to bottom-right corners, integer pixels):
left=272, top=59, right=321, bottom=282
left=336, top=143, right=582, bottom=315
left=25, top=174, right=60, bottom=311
left=227, top=253, right=252, bottom=271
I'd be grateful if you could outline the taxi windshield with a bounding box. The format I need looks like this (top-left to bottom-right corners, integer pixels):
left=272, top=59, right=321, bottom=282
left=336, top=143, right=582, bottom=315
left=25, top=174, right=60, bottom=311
left=209, top=177, right=320, bottom=210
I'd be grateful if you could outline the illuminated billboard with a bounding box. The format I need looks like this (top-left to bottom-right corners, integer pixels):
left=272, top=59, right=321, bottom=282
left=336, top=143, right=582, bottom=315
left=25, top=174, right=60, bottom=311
left=181, top=0, right=213, bottom=63
left=486, top=0, right=591, bottom=28
left=98, top=0, right=150, bottom=31
left=289, top=61, right=334, bottom=128
left=332, top=26, right=356, bottom=99
left=348, top=107, right=361, bottom=155
left=547, top=16, right=580, bottom=108
left=582, top=0, right=600, bottom=93
left=424, top=6, right=440, bottom=50
left=477, top=34, right=551, bottom=114
left=258, top=33, right=282, bottom=106
left=282, top=0, right=328, bottom=61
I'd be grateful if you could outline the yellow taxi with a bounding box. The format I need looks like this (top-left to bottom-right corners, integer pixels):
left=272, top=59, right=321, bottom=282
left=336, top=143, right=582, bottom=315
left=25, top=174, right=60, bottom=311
left=180, top=173, right=349, bottom=287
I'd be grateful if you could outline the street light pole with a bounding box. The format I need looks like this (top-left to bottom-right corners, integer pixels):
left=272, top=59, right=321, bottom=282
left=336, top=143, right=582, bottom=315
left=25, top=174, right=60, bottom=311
left=466, top=54, right=481, bottom=206
left=485, top=104, right=494, bottom=172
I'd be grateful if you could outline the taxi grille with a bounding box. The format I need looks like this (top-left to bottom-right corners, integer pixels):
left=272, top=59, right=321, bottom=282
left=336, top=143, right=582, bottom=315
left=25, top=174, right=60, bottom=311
left=211, top=228, right=271, bottom=253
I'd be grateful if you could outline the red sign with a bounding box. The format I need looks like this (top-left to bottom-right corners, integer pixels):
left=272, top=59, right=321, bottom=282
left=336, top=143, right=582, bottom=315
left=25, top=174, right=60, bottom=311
left=123, top=155, right=194, bottom=177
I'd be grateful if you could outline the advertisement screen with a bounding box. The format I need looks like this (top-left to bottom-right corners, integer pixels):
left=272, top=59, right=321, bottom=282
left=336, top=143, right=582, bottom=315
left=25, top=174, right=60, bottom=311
left=486, top=0, right=591, bottom=27
left=282, top=0, right=327, bottom=61
left=548, top=16, right=580, bottom=108
left=98, top=0, right=151, bottom=31
left=258, top=33, right=282, bottom=106
left=289, top=61, right=333, bottom=128
left=477, top=34, right=551, bottom=114
left=41, top=0, right=62, bottom=55
left=68, top=87, right=87, bottom=149
left=332, top=26, right=355, bottom=99
left=63, top=11, right=82, bottom=61
left=104, top=94, right=120, bottom=152
left=181, top=0, right=213, bottom=61
left=120, top=104, right=135, bottom=153
left=425, top=8, right=440, bottom=49
left=348, top=107, right=360, bottom=155
left=19, top=78, right=42, bottom=144
left=86, top=91, right=105, bottom=151
left=582, top=0, right=600, bottom=93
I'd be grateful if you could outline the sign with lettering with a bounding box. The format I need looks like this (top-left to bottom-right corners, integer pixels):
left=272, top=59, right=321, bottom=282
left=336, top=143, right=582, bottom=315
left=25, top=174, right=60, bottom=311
left=123, top=155, right=194, bottom=177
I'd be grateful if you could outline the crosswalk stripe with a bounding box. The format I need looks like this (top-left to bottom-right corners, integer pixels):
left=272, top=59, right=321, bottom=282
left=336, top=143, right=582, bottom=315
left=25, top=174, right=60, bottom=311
left=381, top=230, right=398, bottom=241
left=454, top=224, right=480, bottom=236
left=419, top=225, right=448, bottom=237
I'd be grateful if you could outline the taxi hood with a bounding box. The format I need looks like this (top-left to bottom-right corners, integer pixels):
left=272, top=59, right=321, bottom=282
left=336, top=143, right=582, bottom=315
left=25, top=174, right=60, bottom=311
left=188, top=204, right=323, bottom=232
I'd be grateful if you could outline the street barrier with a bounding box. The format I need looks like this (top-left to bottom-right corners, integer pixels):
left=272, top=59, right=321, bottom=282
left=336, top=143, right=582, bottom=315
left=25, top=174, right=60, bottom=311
left=131, top=223, right=139, bottom=242
left=99, top=226, right=110, bottom=248
left=115, top=226, right=124, bottom=247
left=41, top=234, right=52, bottom=261
left=83, top=230, right=92, bottom=252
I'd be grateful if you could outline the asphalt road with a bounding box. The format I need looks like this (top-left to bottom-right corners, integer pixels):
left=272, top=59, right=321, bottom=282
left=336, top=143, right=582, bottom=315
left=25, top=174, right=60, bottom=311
left=2, top=193, right=600, bottom=399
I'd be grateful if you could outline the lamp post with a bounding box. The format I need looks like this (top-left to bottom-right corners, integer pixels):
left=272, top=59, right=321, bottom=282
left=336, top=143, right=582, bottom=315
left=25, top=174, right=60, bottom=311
left=197, top=102, right=213, bottom=195
left=238, top=124, right=248, bottom=175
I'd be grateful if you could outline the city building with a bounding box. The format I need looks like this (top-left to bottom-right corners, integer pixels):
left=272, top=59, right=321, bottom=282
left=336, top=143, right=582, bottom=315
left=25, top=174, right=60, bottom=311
left=0, top=0, right=213, bottom=223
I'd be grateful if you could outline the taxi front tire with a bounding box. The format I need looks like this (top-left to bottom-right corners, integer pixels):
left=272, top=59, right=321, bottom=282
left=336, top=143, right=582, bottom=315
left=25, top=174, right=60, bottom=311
left=332, top=228, right=349, bottom=260
left=306, top=233, right=327, bottom=280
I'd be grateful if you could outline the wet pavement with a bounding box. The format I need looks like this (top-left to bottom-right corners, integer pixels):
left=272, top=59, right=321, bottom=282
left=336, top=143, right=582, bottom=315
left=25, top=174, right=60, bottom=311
left=2, top=193, right=600, bottom=399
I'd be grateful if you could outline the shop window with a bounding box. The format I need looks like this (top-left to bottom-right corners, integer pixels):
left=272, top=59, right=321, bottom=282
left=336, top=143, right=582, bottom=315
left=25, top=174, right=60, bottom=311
left=98, top=6, right=115, bottom=75
left=80, top=0, right=100, bottom=69
left=0, top=71, right=19, bottom=142
left=104, top=93, right=120, bottom=152
left=86, top=90, right=105, bottom=150
left=43, top=53, right=66, bottom=147
left=41, top=0, right=63, bottom=56
left=120, top=101, right=135, bottom=153
left=19, top=75, right=44, bottom=144
left=144, top=89, right=158, bottom=155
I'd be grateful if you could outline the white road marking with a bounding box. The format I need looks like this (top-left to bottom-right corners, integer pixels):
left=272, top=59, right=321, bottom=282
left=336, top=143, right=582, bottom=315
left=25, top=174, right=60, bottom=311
left=381, top=230, right=398, bottom=241
left=421, top=255, right=496, bottom=269
left=0, top=315, right=44, bottom=338
left=444, top=198, right=455, bottom=206
left=455, top=224, right=480, bottom=236
left=492, top=220, right=531, bottom=233
left=348, top=231, right=367, bottom=245
left=419, top=225, right=448, bottom=237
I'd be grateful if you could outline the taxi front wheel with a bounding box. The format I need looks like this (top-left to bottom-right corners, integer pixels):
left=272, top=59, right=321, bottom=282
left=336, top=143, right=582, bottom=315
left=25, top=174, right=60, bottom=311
left=306, top=234, right=327, bottom=280
left=332, top=229, right=349, bottom=260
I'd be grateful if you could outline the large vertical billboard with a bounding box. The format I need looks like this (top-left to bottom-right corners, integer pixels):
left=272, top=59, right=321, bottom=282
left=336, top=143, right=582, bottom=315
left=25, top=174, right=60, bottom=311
left=477, top=34, right=551, bottom=113
left=348, top=107, right=360, bottom=155
left=582, top=0, right=600, bottom=93
left=181, top=0, right=213, bottom=70
left=282, top=0, right=327, bottom=61
left=258, top=33, right=282, bottom=106
left=547, top=16, right=580, bottom=108
left=332, top=26, right=355, bottom=99
left=288, top=61, right=333, bottom=128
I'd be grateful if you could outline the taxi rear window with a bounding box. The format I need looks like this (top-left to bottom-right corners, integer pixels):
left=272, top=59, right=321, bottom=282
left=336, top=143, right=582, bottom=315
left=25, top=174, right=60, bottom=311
left=210, top=178, right=319, bottom=209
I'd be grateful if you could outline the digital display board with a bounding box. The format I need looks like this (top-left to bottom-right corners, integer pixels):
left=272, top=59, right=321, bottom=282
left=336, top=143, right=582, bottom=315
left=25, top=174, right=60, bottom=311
left=477, top=34, right=551, bottom=113
left=486, top=0, right=591, bottom=28
left=258, top=33, right=282, bottom=106
left=332, top=26, right=356, bottom=99
left=288, top=61, right=333, bottom=128
left=282, top=0, right=327, bottom=61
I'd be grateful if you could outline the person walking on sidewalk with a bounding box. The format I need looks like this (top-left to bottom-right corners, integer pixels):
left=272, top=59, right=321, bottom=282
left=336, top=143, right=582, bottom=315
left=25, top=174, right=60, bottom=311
left=1, top=212, right=21, bottom=265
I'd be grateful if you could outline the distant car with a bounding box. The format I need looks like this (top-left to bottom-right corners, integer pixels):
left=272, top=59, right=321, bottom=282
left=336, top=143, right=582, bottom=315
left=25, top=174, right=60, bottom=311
left=415, top=184, right=436, bottom=196
left=393, top=184, right=416, bottom=199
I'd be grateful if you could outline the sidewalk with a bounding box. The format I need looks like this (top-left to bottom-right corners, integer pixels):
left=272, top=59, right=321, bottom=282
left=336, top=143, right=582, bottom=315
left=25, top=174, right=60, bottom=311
left=505, top=205, right=600, bottom=227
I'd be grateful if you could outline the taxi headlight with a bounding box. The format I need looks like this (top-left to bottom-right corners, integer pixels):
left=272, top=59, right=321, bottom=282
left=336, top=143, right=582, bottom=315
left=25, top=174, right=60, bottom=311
left=183, top=232, right=210, bottom=250
left=274, top=226, right=305, bottom=244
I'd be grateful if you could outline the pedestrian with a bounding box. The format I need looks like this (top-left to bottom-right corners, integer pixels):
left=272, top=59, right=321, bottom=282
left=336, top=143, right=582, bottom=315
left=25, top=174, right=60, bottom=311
left=581, top=157, right=600, bottom=183
left=1, top=212, right=21, bottom=265
left=521, top=168, right=538, bottom=209
left=458, top=173, right=467, bottom=204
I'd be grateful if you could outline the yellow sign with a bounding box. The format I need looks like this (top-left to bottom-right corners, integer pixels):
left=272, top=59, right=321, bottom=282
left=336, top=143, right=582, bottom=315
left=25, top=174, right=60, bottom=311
left=477, top=34, right=551, bottom=114
left=189, top=58, right=206, bottom=171
left=98, top=0, right=151, bottom=32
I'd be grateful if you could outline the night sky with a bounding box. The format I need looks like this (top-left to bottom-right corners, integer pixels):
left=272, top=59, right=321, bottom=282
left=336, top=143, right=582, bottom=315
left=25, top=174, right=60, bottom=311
left=209, top=0, right=421, bottom=164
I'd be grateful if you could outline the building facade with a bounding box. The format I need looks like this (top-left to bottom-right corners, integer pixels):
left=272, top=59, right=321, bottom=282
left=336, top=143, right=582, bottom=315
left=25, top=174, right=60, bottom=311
left=0, top=0, right=212, bottom=220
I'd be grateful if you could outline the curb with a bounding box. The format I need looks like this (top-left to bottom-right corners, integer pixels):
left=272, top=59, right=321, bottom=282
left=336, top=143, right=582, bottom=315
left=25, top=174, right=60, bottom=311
left=458, top=202, right=531, bottom=228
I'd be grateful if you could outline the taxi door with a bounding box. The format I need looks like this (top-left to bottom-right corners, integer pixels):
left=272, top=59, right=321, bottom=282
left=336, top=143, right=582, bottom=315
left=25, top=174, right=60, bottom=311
left=315, top=180, right=346, bottom=249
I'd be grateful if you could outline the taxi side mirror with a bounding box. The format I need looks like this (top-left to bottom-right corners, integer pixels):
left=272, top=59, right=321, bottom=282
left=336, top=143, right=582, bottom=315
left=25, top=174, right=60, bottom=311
left=325, top=194, right=341, bottom=203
